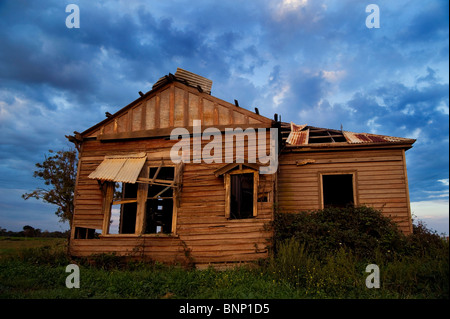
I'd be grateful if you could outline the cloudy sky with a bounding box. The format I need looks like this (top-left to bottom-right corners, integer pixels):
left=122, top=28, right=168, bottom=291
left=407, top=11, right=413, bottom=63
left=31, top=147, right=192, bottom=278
left=0, top=0, right=448, bottom=234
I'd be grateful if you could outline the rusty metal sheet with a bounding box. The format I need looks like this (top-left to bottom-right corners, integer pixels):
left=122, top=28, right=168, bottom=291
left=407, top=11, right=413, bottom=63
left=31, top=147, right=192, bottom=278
left=286, top=129, right=309, bottom=145
left=291, top=122, right=307, bottom=132
left=88, top=153, right=147, bottom=183
left=343, top=131, right=413, bottom=144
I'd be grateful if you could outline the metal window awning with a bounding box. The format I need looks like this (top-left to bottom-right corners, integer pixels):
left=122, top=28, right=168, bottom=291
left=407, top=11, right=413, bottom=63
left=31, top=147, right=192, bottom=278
left=88, top=153, right=147, bottom=183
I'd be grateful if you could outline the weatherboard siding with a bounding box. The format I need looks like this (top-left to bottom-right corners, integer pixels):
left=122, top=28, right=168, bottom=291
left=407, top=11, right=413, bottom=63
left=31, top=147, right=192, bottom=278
left=70, top=135, right=274, bottom=264
left=277, top=148, right=413, bottom=234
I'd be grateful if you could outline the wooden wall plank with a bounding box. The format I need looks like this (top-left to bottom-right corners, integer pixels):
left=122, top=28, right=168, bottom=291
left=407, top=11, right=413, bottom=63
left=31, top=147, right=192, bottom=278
left=277, top=148, right=412, bottom=234
left=71, top=134, right=275, bottom=264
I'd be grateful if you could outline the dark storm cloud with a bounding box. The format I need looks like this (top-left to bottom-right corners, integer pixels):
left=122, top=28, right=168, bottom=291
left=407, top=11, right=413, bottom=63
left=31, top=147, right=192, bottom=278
left=283, top=70, right=331, bottom=111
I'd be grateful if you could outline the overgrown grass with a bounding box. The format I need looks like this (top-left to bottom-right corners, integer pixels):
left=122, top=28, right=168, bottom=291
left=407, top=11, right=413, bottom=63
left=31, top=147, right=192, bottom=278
left=0, top=237, right=66, bottom=258
left=0, top=255, right=302, bottom=299
left=0, top=207, right=448, bottom=299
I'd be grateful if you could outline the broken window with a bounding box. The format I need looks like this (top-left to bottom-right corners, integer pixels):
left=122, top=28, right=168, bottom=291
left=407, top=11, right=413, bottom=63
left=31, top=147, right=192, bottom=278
left=230, top=173, right=254, bottom=219
left=88, top=153, right=182, bottom=236
left=145, top=166, right=175, bottom=234
left=103, top=165, right=179, bottom=235
left=216, top=165, right=259, bottom=220
left=214, top=163, right=259, bottom=220
left=74, top=227, right=100, bottom=239
left=110, top=182, right=138, bottom=234
left=321, top=173, right=355, bottom=208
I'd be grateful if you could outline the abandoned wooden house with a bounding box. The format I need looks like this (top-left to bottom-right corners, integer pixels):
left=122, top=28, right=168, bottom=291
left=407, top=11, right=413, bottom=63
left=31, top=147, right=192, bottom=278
left=68, top=68, right=415, bottom=266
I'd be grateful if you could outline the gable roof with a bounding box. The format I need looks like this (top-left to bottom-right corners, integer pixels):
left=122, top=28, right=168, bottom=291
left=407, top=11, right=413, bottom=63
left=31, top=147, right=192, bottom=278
left=282, top=122, right=416, bottom=148
left=81, top=68, right=273, bottom=140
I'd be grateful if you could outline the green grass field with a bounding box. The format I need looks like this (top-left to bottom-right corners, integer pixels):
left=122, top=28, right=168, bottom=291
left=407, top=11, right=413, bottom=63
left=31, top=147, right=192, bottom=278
left=0, top=235, right=447, bottom=299
left=0, top=236, right=67, bottom=258
left=0, top=208, right=448, bottom=299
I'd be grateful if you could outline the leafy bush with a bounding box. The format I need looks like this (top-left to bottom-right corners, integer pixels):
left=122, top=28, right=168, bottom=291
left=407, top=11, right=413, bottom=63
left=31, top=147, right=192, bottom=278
left=272, top=206, right=406, bottom=259
left=405, top=220, right=448, bottom=257
left=269, top=206, right=449, bottom=298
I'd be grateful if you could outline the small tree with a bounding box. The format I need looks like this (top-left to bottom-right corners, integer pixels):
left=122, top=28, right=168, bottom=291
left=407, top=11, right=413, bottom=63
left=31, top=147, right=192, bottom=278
left=22, top=149, right=77, bottom=229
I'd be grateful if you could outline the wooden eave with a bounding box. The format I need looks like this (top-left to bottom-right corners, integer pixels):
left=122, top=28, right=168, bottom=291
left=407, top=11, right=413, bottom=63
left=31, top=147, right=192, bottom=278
left=214, top=163, right=260, bottom=177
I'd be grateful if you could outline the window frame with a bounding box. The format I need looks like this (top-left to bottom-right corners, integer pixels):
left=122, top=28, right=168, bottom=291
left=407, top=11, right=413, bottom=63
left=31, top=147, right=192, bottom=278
left=224, top=168, right=259, bottom=219
left=115, top=182, right=139, bottom=234
left=318, top=171, right=358, bottom=209
left=143, top=164, right=178, bottom=235
left=101, top=162, right=181, bottom=236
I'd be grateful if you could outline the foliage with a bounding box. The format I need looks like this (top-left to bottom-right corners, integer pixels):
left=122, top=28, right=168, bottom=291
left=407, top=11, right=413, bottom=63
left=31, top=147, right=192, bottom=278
left=272, top=206, right=407, bottom=260
left=404, top=220, right=448, bottom=257
left=268, top=206, right=448, bottom=298
left=22, top=149, right=77, bottom=227
left=0, top=226, right=69, bottom=238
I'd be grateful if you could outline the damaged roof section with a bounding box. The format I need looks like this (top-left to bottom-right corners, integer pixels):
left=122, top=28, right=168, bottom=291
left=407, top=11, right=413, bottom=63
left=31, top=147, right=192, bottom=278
left=286, top=123, right=309, bottom=145
left=283, top=122, right=416, bottom=147
left=342, top=131, right=415, bottom=144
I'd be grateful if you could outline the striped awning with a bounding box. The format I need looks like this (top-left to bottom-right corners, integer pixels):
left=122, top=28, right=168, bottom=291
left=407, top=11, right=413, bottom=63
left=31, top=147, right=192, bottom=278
left=88, top=153, right=147, bottom=183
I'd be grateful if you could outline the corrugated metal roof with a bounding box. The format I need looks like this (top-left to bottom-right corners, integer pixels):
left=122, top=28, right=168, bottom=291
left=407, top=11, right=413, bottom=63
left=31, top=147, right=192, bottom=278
left=286, top=129, right=309, bottom=145
left=343, top=131, right=414, bottom=144
left=291, top=123, right=307, bottom=132
left=88, top=153, right=147, bottom=183
left=286, top=123, right=309, bottom=145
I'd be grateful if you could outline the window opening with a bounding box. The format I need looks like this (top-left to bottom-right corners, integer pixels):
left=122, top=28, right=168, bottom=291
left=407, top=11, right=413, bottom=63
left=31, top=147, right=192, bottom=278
left=322, top=174, right=354, bottom=208
left=230, top=173, right=254, bottom=219
left=145, top=166, right=175, bottom=234
left=99, top=160, right=182, bottom=235
left=110, top=182, right=138, bottom=234
left=74, top=227, right=100, bottom=239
